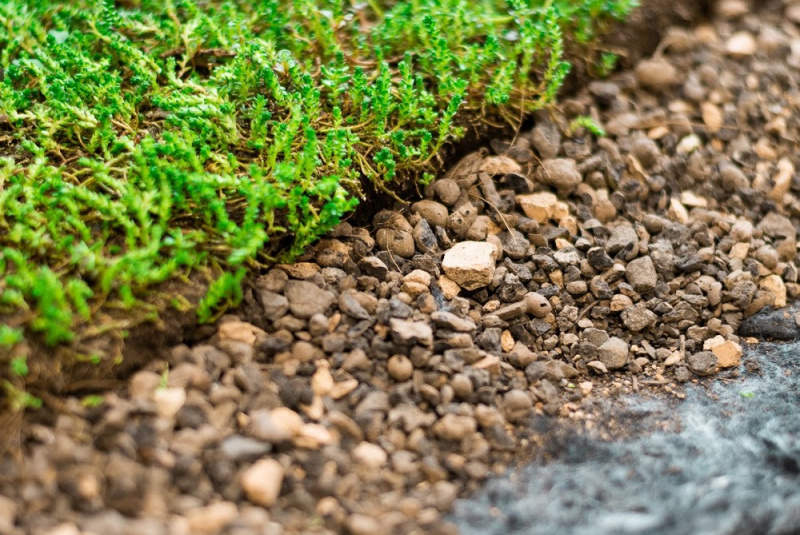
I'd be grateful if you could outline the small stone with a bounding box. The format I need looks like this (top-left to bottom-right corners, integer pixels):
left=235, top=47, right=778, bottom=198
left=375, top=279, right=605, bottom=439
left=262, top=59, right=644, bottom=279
left=524, top=292, right=552, bottom=318
left=339, top=290, right=370, bottom=320
left=626, top=256, right=658, bottom=293
left=481, top=156, right=522, bottom=175
left=687, top=351, right=718, bottom=376
left=587, top=360, right=608, bottom=374
left=412, top=200, right=449, bottom=228
left=258, top=290, right=289, bottom=321
left=153, top=387, right=186, bottom=420
left=358, top=256, right=389, bottom=279
left=241, top=459, right=284, bottom=507
left=635, top=58, right=678, bottom=89
left=621, top=303, right=657, bottom=332
left=376, top=228, right=415, bottom=258
left=311, top=367, right=334, bottom=396
left=218, top=321, right=265, bottom=346
left=760, top=275, right=787, bottom=308
left=702, top=102, right=724, bottom=133
left=442, top=241, right=497, bottom=291
left=726, top=31, right=756, bottom=57
left=353, top=442, right=388, bottom=469
left=516, top=192, right=558, bottom=223
left=610, top=294, right=633, bottom=312
left=501, top=330, right=515, bottom=353
left=390, top=318, right=433, bottom=347
left=247, top=408, right=303, bottom=443
left=535, top=158, right=582, bottom=193
left=434, top=179, right=461, bottom=206
left=705, top=337, right=742, bottom=368
left=434, top=413, right=477, bottom=441
left=186, top=502, right=238, bottom=535
left=607, top=225, right=638, bottom=254
left=346, top=515, right=387, bottom=535
left=597, top=337, right=628, bottom=370
left=285, top=281, right=336, bottom=319
left=438, top=275, right=461, bottom=300
left=531, top=120, right=562, bottom=159
left=387, top=355, right=414, bottom=382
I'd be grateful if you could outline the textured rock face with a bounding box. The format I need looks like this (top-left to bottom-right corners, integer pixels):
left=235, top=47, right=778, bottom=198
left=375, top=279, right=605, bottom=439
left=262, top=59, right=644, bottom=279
left=442, top=241, right=497, bottom=291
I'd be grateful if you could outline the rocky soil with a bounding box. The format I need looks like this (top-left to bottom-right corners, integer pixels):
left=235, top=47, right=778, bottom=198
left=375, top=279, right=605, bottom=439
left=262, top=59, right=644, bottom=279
left=5, top=1, right=800, bottom=534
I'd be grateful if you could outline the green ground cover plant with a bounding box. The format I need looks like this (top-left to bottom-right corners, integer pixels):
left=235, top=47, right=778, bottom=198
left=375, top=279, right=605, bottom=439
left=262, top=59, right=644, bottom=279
left=0, top=0, right=635, bottom=403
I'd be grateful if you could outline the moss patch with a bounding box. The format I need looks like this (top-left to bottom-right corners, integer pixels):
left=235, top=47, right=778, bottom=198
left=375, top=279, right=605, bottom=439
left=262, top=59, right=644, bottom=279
left=0, top=0, right=635, bottom=401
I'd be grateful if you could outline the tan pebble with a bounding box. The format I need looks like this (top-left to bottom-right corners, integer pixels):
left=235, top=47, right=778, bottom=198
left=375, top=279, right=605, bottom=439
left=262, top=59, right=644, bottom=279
left=709, top=340, right=742, bottom=368
left=524, top=292, right=552, bottom=318
left=276, top=262, right=320, bottom=279
left=754, top=138, right=778, bottom=160
left=701, top=102, right=723, bottom=133
left=668, top=197, right=690, bottom=224
left=770, top=158, right=795, bottom=204
left=729, top=242, right=750, bottom=260
left=154, top=388, right=186, bottom=420
left=387, top=355, right=414, bottom=382
left=474, top=354, right=501, bottom=375
left=664, top=353, right=683, bottom=367
left=330, top=378, right=359, bottom=400
left=186, top=502, right=238, bottom=535
left=481, top=156, right=522, bottom=175
left=401, top=281, right=428, bottom=297
left=579, top=381, right=593, bottom=396
left=442, top=242, right=496, bottom=290
left=726, top=31, right=756, bottom=57
left=516, top=192, right=557, bottom=223
left=761, top=275, right=787, bottom=308
left=610, top=294, right=633, bottom=312
left=680, top=191, right=708, bottom=208
left=311, top=367, right=334, bottom=396
left=241, top=459, right=284, bottom=507
left=501, top=330, right=515, bottom=353
left=438, top=275, right=461, bottom=300
left=218, top=321, right=266, bottom=346
left=404, top=269, right=432, bottom=287
left=352, top=442, right=388, bottom=469
left=297, top=423, right=334, bottom=448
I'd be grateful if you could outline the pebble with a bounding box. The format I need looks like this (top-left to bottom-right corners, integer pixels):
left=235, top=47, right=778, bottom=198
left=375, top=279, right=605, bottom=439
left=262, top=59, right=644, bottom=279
left=240, top=459, right=284, bottom=507
left=726, top=31, right=757, bottom=57
left=635, top=58, right=679, bottom=88
left=597, top=337, right=629, bottom=370
left=390, top=318, right=434, bottom=347
left=387, top=355, right=414, bottom=382
left=353, top=442, right=388, bottom=469
left=687, top=351, right=718, bottom=376
left=536, top=158, right=582, bottom=192
left=442, top=241, right=497, bottom=290
left=434, top=414, right=478, bottom=441
left=285, top=281, right=336, bottom=319
left=625, top=256, right=658, bottom=294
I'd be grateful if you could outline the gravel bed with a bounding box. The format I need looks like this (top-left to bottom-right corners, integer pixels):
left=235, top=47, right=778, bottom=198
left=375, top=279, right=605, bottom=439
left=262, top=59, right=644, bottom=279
left=4, top=1, right=800, bottom=534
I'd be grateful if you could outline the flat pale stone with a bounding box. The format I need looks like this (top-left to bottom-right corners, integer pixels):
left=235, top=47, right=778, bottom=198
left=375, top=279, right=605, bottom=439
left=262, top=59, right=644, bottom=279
left=442, top=241, right=497, bottom=291
left=516, top=192, right=558, bottom=223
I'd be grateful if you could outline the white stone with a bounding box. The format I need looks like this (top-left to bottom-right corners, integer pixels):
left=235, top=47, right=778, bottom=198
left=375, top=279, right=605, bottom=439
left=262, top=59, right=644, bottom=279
left=442, top=241, right=497, bottom=291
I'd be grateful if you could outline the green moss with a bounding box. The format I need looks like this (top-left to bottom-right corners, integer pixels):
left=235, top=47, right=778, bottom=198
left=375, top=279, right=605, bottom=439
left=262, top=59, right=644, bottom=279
left=0, top=0, right=635, bottom=388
